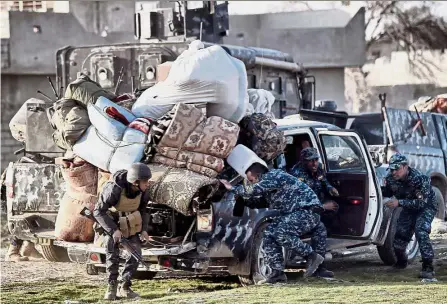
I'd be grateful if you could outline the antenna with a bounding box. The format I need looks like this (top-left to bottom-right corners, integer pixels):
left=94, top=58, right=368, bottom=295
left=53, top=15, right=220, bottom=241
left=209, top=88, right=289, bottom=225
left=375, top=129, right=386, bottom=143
left=199, top=21, right=203, bottom=41
left=47, top=76, right=59, bottom=99
left=37, top=90, right=53, bottom=102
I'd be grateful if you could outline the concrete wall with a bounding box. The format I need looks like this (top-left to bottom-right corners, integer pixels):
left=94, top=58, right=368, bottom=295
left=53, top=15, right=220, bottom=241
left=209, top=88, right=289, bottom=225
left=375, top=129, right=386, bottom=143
left=2, top=4, right=136, bottom=75
left=308, top=68, right=346, bottom=111
left=223, top=8, right=366, bottom=69
left=1, top=74, right=56, bottom=171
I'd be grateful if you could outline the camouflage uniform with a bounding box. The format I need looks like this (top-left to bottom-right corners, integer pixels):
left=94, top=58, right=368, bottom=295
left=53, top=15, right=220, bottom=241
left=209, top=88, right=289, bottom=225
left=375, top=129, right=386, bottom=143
left=289, top=147, right=335, bottom=201
left=94, top=170, right=148, bottom=285
left=382, top=154, right=437, bottom=261
left=230, top=169, right=326, bottom=271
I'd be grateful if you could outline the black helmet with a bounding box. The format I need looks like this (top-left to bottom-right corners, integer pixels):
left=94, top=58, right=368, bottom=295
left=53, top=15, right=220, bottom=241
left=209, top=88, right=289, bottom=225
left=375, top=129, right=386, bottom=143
left=127, top=163, right=152, bottom=183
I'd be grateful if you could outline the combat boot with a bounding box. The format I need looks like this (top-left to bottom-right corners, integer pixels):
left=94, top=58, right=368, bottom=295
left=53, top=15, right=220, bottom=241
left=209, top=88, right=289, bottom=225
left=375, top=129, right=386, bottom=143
left=393, top=249, right=408, bottom=269
left=5, top=244, right=29, bottom=262
left=257, top=269, right=287, bottom=285
left=304, top=251, right=324, bottom=278
left=313, top=262, right=334, bottom=278
left=20, top=241, right=43, bottom=259
left=419, top=259, right=435, bottom=279
left=104, top=280, right=118, bottom=301
left=117, top=281, right=140, bottom=299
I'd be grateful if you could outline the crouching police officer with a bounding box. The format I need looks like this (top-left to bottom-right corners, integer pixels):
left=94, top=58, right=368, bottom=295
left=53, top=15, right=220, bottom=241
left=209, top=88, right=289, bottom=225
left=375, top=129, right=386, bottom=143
left=94, top=163, right=152, bottom=300
left=382, top=154, right=437, bottom=279
left=220, top=162, right=329, bottom=284
left=289, top=147, right=339, bottom=277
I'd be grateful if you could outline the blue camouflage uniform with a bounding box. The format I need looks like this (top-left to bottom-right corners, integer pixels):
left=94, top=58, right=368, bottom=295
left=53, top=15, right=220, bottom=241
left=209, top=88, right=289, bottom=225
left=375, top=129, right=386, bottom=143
left=382, top=154, right=437, bottom=260
left=230, top=169, right=327, bottom=271
left=289, top=147, right=335, bottom=201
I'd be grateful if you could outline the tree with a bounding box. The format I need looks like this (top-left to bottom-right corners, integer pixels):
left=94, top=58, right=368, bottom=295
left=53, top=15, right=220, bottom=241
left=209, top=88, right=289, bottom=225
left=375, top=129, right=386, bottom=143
left=346, top=1, right=447, bottom=112
left=365, top=1, right=447, bottom=78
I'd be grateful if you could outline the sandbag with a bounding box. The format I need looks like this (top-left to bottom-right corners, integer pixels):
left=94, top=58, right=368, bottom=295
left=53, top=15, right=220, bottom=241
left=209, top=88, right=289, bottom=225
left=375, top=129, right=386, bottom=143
left=60, top=160, right=98, bottom=195
left=64, top=74, right=116, bottom=106
left=51, top=99, right=90, bottom=150
left=147, top=165, right=219, bottom=216
left=238, top=113, right=286, bottom=162
left=9, top=98, right=46, bottom=142
left=132, top=44, right=248, bottom=123
left=54, top=191, right=97, bottom=242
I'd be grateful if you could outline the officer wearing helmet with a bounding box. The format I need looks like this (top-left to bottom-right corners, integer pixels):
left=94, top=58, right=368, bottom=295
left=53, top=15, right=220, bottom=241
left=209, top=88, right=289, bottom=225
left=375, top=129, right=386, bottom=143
left=94, top=163, right=152, bottom=300
left=382, top=154, right=437, bottom=279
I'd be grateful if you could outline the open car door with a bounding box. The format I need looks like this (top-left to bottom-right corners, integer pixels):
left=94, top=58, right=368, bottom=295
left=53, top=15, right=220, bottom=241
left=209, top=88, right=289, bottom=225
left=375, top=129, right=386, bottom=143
left=316, top=130, right=383, bottom=241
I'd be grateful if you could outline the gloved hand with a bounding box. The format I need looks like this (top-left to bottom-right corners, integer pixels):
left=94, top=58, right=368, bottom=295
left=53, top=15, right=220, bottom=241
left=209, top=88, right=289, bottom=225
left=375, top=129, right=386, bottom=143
left=113, top=229, right=122, bottom=243
left=323, top=201, right=339, bottom=212
left=329, top=188, right=339, bottom=197
left=140, top=231, right=151, bottom=243
left=219, top=179, right=232, bottom=190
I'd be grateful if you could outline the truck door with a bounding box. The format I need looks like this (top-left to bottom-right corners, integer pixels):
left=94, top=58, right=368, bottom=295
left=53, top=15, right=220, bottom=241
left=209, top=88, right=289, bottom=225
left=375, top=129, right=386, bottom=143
left=317, top=130, right=383, bottom=241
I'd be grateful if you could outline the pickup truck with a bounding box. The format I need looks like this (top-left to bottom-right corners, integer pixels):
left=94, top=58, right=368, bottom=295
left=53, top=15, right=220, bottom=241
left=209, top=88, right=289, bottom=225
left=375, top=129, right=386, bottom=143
left=3, top=115, right=414, bottom=285
left=347, top=107, right=447, bottom=221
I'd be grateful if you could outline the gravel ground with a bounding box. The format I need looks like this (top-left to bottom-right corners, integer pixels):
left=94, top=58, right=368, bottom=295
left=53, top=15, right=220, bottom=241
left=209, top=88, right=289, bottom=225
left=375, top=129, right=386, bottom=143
left=2, top=231, right=447, bottom=285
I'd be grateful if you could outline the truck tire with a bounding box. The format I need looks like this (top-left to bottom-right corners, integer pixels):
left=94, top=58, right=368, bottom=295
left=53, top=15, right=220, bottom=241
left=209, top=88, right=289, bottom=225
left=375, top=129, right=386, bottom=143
left=40, top=244, right=70, bottom=262
left=433, top=187, right=445, bottom=220
left=377, top=208, right=419, bottom=265
left=238, top=222, right=272, bottom=286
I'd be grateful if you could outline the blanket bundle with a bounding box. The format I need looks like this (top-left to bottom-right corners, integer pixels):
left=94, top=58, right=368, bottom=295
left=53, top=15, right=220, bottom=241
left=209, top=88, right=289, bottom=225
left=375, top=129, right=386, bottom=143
left=152, top=104, right=240, bottom=178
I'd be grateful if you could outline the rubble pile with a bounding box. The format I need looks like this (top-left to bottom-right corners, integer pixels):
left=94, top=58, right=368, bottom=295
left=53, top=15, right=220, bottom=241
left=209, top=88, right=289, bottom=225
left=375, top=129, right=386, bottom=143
left=8, top=42, right=286, bottom=242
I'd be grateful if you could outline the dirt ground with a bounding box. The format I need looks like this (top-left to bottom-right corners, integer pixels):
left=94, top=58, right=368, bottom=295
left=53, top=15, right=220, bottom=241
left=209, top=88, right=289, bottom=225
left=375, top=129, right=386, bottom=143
left=1, top=232, right=447, bottom=304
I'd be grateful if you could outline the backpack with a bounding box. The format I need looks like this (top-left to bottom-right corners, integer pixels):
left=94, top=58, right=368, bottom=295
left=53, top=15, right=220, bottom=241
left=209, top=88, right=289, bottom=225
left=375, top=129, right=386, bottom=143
left=64, top=74, right=116, bottom=106
left=50, top=99, right=90, bottom=150
left=238, top=113, right=286, bottom=162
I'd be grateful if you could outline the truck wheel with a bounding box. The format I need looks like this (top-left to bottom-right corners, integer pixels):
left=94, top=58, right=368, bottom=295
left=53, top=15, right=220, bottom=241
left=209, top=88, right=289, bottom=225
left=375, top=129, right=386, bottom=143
left=377, top=208, right=419, bottom=266
left=433, top=187, right=445, bottom=220
left=86, top=264, right=99, bottom=275
left=238, top=223, right=272, bottom=286
left=40, top=244, right=70, bottom=262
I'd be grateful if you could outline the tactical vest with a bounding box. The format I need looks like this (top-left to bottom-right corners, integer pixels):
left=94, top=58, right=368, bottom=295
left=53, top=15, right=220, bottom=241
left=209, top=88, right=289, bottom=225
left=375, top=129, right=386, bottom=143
left=115, top=190, right=141, bottom=212
left=112, top=190, right=143, bottom=238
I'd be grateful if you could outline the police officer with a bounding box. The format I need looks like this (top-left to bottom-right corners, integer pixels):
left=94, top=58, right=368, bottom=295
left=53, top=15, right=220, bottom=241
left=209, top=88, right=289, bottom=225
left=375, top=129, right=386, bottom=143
left=5, top=237, right=42, bottom=262
left=289, top=147, right=339, bottom=277
left=382, top=154, right=437, bottom=279
left=289, top=147, right=339, bottom=201
left=94, top=163, right=152, bottom=300
left=220, top=163, right=332, bottom=284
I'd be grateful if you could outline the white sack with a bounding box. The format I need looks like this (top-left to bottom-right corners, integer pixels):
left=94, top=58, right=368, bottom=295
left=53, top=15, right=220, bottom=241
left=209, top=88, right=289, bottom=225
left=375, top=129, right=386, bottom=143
left=75, top=98, right=146, bottom=173
left=227, top=144, right=268, bottom=179
left=247, top=89, right=276, bottom=118
left=132, top=44, right=249, bottom=123
left=95, top=96, right=137, bottom=122
left=73, top=126, right=145, bottom=173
